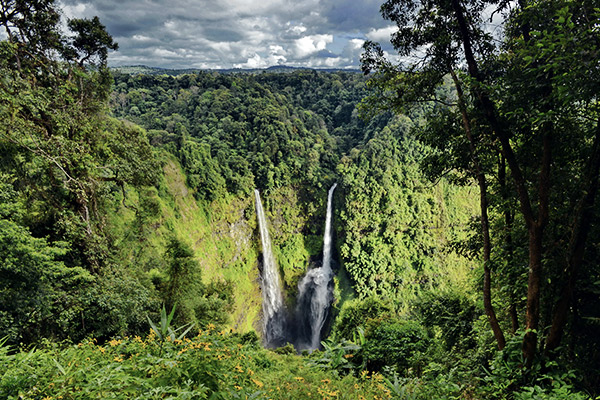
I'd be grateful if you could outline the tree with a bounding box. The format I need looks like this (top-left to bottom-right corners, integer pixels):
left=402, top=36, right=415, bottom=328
left=363, top=0, right=600, bottom=367
left=0, top=0, right=161, bottom=344
left=67, top=16, right=118, bottom=67
left=361, top=0, right=506, bottom=350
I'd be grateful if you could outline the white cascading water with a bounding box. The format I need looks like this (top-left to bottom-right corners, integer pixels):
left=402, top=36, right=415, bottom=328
left=254, top=189, right=286, bottom=347
left=296, top=183, right=337, bottom=350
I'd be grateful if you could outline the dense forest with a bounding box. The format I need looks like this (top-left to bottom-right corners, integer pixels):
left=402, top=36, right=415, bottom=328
left=1, top=0, right=599, bottom=399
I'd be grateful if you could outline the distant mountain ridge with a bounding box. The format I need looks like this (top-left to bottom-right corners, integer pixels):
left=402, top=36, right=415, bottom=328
left=111, top=64, right=361, bottom=75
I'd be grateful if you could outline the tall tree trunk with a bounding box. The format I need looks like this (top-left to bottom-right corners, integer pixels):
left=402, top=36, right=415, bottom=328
left=451, top=70, right=505, bottom=349
left=522, top=223, right=543, bottom=365
left=522, top=131, right=552, bottom=366
left=499, top=155, right=519, bottom=334
left=450, top=0, right=551, bottom=367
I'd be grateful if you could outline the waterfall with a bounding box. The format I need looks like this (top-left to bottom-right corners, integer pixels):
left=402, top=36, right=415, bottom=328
left=322, top=183, right=337, bottom=278
left=254, top=189, right=286, bottom=347
left=296, top=183, right=337, bottom=350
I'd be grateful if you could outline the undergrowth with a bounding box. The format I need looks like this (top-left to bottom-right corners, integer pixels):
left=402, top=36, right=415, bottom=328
left=0, top=329, right=391, bottom=400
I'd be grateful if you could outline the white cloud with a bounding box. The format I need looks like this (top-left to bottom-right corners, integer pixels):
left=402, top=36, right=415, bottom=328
left=234, top=53, right=267, bottom=69
left=209, top=42, right=233, bottom=53
left=153, top=48, right=180, bottom=58
left=349, top=38, right=365, bottom=49
left=365, top=25, right=396, bottom=43
left=293, top=34, right=333, bottom=58
left=132, top=35, right=153, bottom=42
left=287, top=24, right=307, bottom=35
left=233, top=45, right=288, bottom=68
left=268, top=45, right=288, bottom=63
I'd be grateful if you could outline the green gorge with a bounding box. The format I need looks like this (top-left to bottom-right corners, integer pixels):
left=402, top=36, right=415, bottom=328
left=1, top=0, right=599, bottom=398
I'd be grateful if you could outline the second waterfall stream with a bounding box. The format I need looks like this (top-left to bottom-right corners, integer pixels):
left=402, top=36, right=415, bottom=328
left=296, top=182, right=338, bottom=350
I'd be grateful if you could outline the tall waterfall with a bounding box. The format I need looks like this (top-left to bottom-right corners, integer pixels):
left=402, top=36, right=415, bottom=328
left=296, top=183, right=337, bottom=350
left=254, top=189, right=286, bottom=347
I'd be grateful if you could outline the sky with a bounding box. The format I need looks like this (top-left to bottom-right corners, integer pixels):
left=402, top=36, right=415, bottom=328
left=58, top=0, right=397, bottom=70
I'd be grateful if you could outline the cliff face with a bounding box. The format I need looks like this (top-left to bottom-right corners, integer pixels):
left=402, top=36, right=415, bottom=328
left=117, top=156, right=330, bottom=335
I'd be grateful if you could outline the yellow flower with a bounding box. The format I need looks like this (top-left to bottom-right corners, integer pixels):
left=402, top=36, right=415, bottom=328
left=294, top=376, right=305, bottom=382
left=251, top=378, right=264, bottom=388
left=234, top=365, right=243, bottom=373
left=207, top=323, right=216, bottom=330
left=109, top=339, right=122, bottom=347
left=234, top=385, right=242, bottom=390
left=113, top=356, right=123, bottom=362
left=98, top=346, right=105, bottom=354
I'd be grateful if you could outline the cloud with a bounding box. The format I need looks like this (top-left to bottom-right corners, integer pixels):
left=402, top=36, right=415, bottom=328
left=365, top=26, right=396, bottom=43
left=234, top=45, right=287, bottom=68
left=293, top=34, right=333, bottom=58
left=321, top=0, right=388, bottom=31
left=57, top=0, right=388, bottom=69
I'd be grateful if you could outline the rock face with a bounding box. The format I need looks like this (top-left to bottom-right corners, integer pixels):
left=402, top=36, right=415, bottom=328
left=161, top=164, right=336, bottom=343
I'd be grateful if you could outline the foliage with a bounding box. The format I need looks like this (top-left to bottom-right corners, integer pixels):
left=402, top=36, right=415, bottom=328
left=362, top=319, right=431, bottom=374
left=0, top=217, right=91, bottom=345
left=362, top=0, right=600, bottom=391
left=337, top=123, right=477, bottom=303
left=5, top=1, right=597, bottom=398
left=0, top=329, right=393, bottom=400
left=332, top=297, right=395, bottom=340
left=414, top=290, right=479, bottom=352
left=479, top=333, right=591, bottom=400
left=111, top=68, right=479, bottom=314
left=1, top=0, right=166, bottom=344
left=310, top=338, right=361, bottom=375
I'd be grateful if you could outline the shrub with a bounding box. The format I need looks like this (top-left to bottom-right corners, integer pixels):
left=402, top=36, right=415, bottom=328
left=413, top=290, right=478, bottom=351
left=332, top=296, right=395, bottom=340
left=362, top=319, right=431, bottom=373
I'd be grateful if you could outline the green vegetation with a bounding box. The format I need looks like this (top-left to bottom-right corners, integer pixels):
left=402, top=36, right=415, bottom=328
left=0, top=328, right=393, bottom=399
left=361, top=0, right=600, bottom=395
left=1, top=0, right=598, bottom=398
